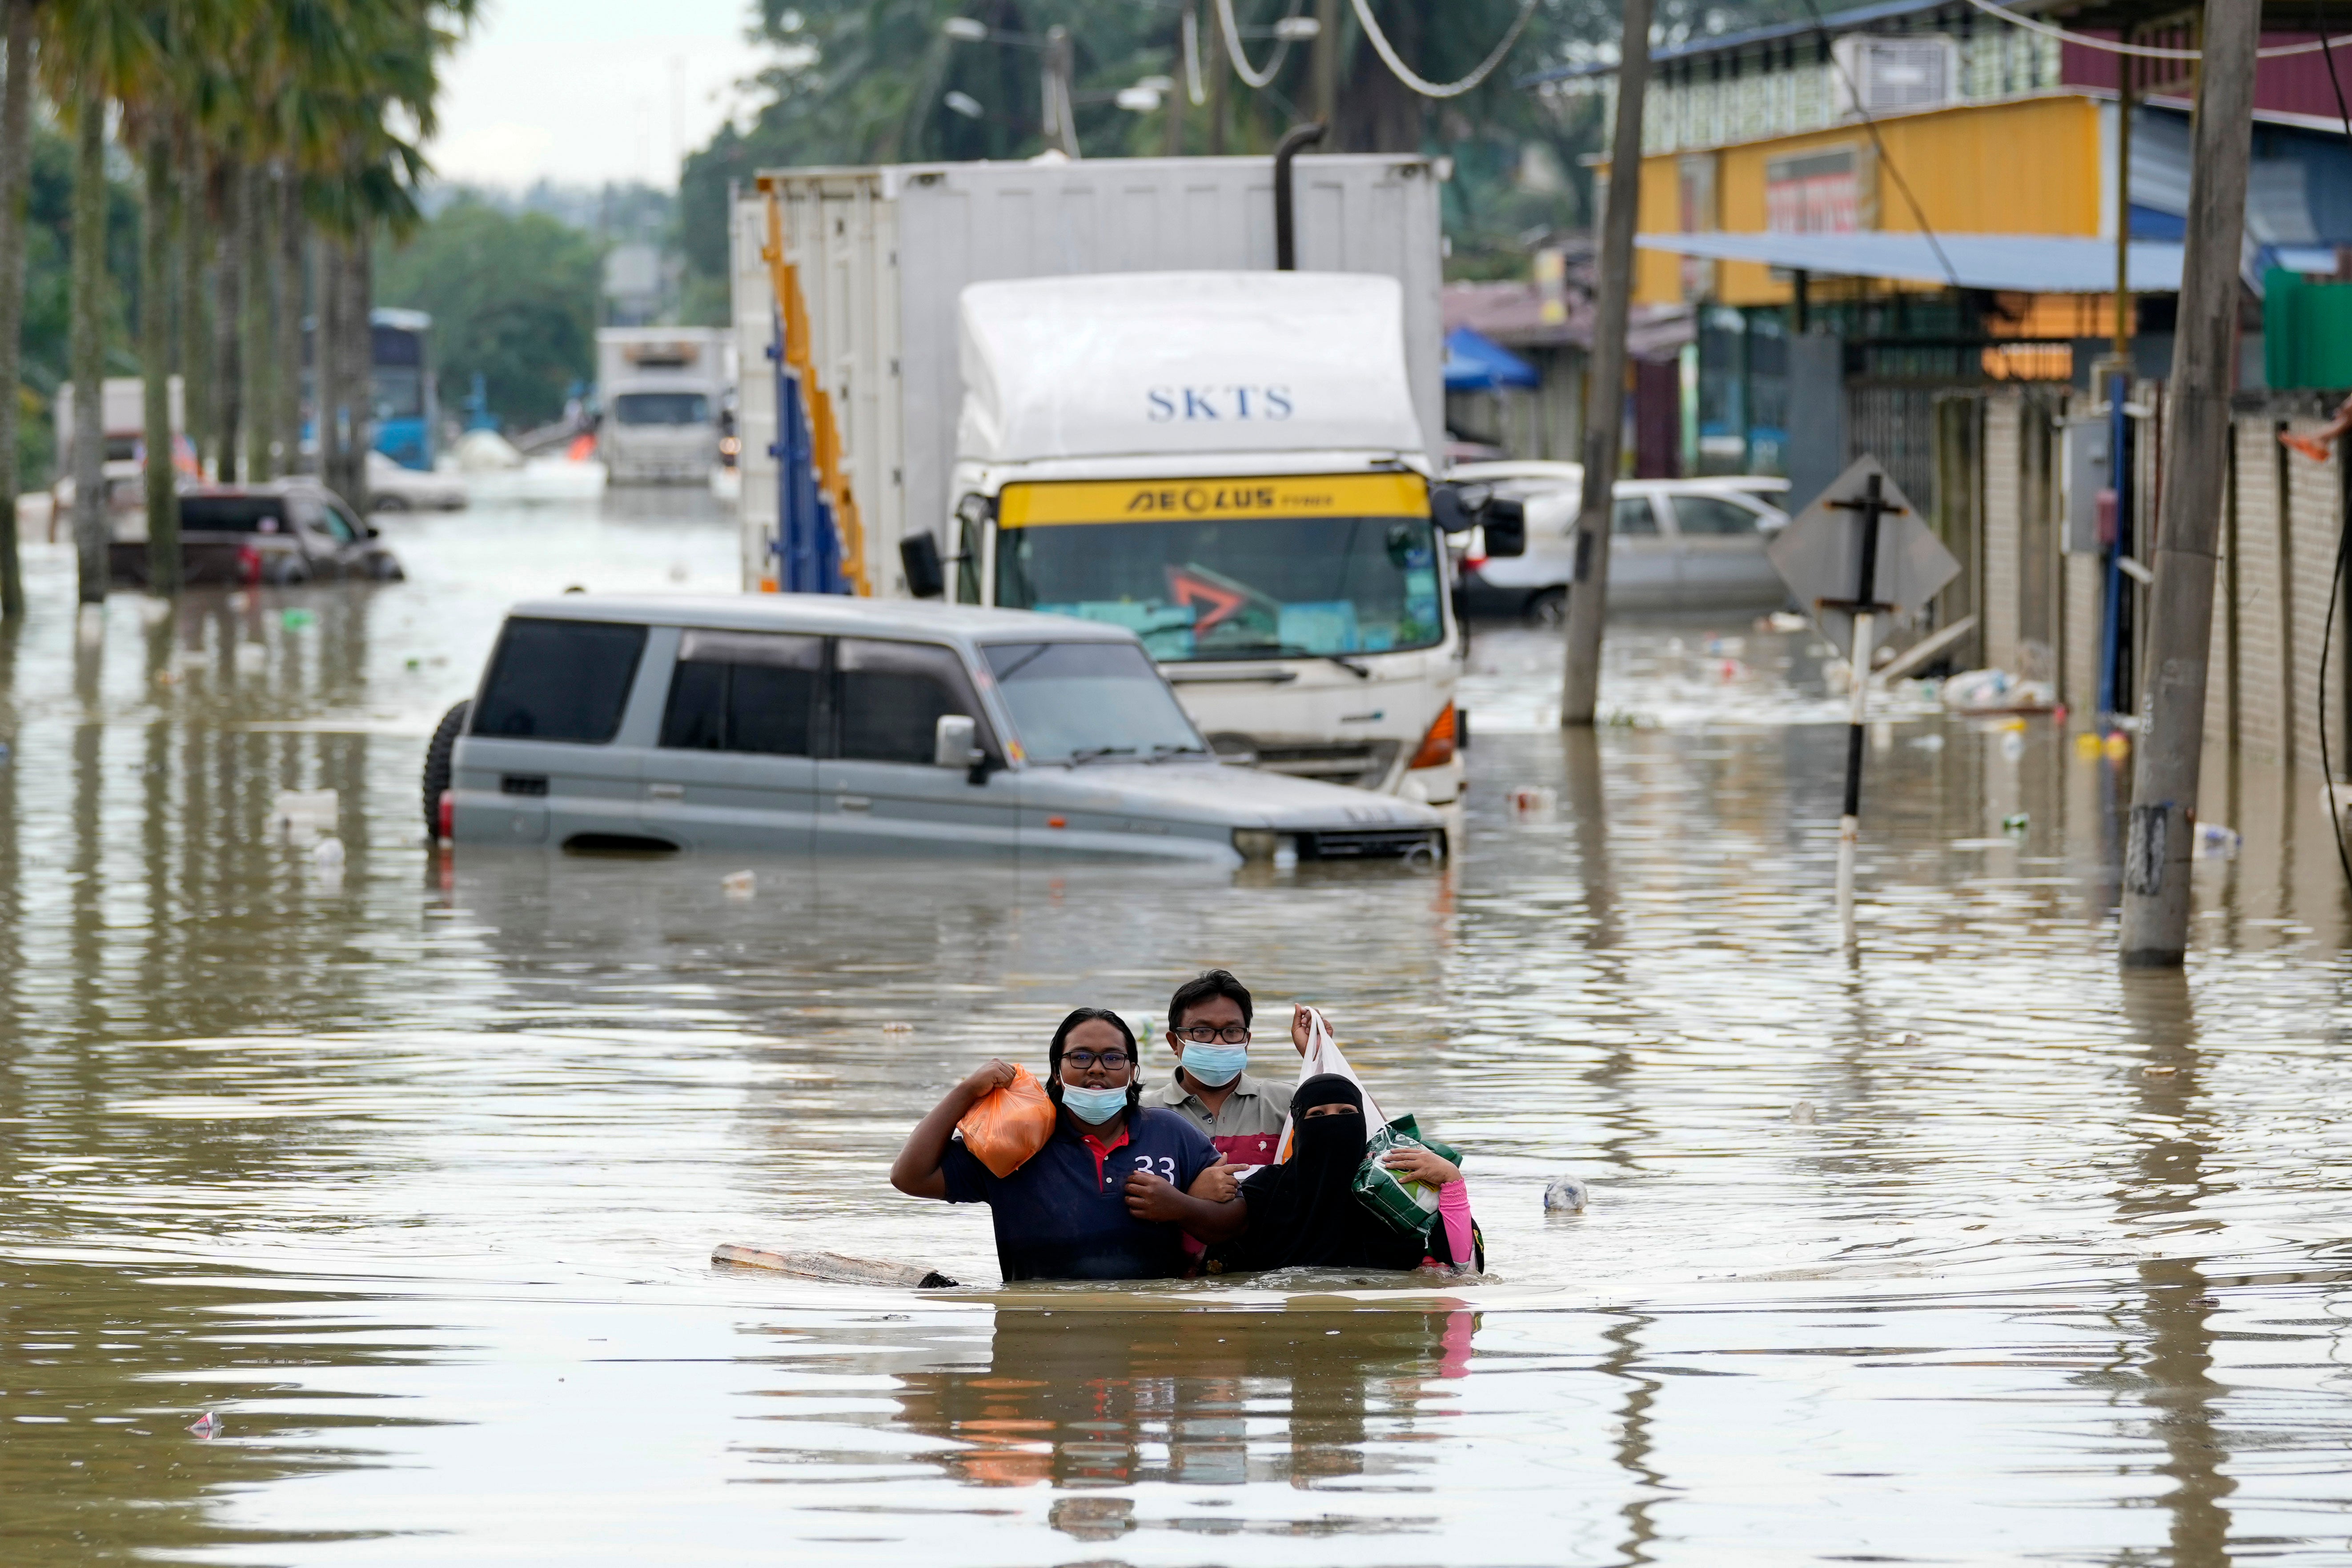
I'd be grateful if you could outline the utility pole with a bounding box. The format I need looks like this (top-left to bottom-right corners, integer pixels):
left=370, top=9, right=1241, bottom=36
left=1314, top=0, right=1340, bottom=130
left=1166, top=4, right=1194, bottom=156
left=1559, top=0, right=1654, bottom=725
left=2117, top=1, right=2258, bottom=968
left=1207, top=4, right=1227, bottom=154
left=2097, top=36, right=2135, bottom=723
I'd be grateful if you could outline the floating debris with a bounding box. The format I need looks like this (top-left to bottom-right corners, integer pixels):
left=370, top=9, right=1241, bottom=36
left=1505, top=784, right=1557, bottom=821
left=721, top=869, right=756, bottom=899
left=2195, top=823, right=2240, bottom=858
left=880, top=1021, right=916, bottom=1037
left=1542, top=1175, right=1589, bottom=1212
left=2002, top=813, right=2030, bottom=834
left=187, top=1412, right=219, bottom=1440
left=233, top=642, right=268, bottom=673
left=281, top=608, right=317, bottom=630
left=1788, top=1100, right=1818, bottom=1125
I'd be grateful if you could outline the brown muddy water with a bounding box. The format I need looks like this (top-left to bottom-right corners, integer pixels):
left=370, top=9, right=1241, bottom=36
left=3, top=485, right=2351, bottom=1565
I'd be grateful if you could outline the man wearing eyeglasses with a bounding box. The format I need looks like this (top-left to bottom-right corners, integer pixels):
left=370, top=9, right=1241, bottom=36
left=1148, top=970, right=1311, bottom=1195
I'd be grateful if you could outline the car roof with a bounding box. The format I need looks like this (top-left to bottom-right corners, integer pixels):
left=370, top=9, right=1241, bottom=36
left=502, top=593, right=1145, bottom=646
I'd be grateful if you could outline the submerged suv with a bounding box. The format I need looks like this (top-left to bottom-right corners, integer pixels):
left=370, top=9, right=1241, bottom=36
left=423, top=595, right=1449, bottom=866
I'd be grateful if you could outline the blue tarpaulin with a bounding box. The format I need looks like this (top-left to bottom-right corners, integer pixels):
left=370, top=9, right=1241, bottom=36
left=1444, top=326, right=1541, bottom=392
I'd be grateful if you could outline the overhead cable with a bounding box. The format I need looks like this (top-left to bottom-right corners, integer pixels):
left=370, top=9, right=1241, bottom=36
left=1965, top=0, right=2352, bottom=60
left=1348, top=0, right=1538, bottom=99
left=2309, top=0, right=2352, bottom=898
left=1184, top=6, right=1206, bottom=106
left=1215, top=0, right=1304, bottom=90
left=1802, top=0, right=1959, bottom=288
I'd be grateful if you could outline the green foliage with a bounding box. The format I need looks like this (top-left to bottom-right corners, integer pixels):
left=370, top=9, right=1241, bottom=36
left=681, top=1, right=1804, bottom=293
left=373, top=196, right=602, bottom=428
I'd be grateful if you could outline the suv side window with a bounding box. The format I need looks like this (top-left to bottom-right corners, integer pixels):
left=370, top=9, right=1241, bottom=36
left=472, top=618, right=647, bottom=743
left=1673, top=496, right=1766, bottom=536
left=660, top=630, right=823, bottom=756
left=322, top=500, right=363, bottom=544
left=835, top=638, right=991, bottom=764
left=1612, top=497, right=1660, bottom=536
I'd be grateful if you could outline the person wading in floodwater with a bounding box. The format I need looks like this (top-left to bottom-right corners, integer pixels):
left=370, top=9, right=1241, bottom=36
left=890, top=1007, right=1245, bottom=1282
left=1150, top=969, right=1310, bottom=1181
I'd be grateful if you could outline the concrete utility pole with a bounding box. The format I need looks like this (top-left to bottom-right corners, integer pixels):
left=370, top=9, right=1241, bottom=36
left=2117, top=2, right=2259, bottom=968
left=1314, top=0, right=1341, bottom=129
left=1560, top=0, right=1654, bottom=725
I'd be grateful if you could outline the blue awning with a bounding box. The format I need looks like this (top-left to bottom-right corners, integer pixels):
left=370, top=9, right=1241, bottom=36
left=1444, top=326, right=1541, bottom=392
left=1636, top=232, right=2187, bottom=294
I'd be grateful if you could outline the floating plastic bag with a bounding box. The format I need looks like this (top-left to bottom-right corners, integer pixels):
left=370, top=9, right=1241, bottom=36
left=955, top=1064, right=1057, bottom=1178
left=1353, top=1114, right=1459, bottom=1240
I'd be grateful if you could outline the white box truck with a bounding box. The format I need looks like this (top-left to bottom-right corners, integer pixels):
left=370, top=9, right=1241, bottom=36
left=597, top=327, right=729, bottom=484
left=729, top=154, right=1476, bottom=801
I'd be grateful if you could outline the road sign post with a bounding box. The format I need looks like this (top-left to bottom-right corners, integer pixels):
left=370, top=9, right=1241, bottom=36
left=1767, top=457, right=1959, bottom=939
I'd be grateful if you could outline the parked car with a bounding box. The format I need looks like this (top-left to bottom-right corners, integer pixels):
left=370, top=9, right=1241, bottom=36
left=1450, top=461, right=1793, bottom=622
left=422, top=596, right=1450, bottom=866
left=366, top=451, right=468, bottom=511
left=108, top=481, right=405, bottom=587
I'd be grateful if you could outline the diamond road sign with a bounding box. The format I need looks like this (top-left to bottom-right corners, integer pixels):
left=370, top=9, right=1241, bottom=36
left=1766, top=456, right=1960, bottom=659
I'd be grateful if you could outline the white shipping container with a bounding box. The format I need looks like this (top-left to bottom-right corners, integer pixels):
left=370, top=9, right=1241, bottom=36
left=730, top=155, right=1446, bottom=594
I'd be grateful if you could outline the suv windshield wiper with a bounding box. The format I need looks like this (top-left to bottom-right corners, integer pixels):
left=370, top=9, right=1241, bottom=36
left=1144, top=742, right=1211, bottom=763
left=1065, top=746, right=1137, bottom=766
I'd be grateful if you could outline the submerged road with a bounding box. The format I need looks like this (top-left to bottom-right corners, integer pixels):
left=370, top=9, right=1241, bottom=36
left=2, top=482, right=2348, bottom=1564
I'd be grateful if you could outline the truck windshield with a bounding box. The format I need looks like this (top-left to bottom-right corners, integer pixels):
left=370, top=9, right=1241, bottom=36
left=995, top=507, right=1445, bottom=663
left=982, top=641, right=1205, bottom=764
left=615, top=392, right=710, bottom=426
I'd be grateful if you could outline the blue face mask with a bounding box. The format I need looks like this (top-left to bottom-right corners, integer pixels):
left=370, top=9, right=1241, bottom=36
left=1059, top=1082, right=1129, bottom=1125
left=1179, top=1043, right=1248, bottom=1087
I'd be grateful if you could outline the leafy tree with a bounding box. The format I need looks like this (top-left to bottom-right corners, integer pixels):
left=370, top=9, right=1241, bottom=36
left=373, top=197, right=600, bottom=429
left=680, top=0, right=1809, bottom=301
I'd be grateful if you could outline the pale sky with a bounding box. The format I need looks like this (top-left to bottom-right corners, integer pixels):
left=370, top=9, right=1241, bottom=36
left=431, top=0, right=776, bottom=190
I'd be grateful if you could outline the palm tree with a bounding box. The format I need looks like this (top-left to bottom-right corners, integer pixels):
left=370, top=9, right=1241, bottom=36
left=0, top=0, right=40, bottom=621
left=48, top=0, right=162, bottom=604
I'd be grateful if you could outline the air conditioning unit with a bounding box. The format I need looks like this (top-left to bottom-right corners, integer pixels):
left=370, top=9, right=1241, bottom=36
left=1833, top=34, right=1957, bottom=116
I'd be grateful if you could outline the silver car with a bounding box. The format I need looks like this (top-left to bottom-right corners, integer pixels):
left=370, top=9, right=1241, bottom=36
left=425, top=595, right=1448, bottom=866
left=1452, top=461, right=1792, bottom=623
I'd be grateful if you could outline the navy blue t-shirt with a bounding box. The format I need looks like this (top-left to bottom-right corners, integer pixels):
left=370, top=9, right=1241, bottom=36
left=941, top=1106, right=1219, bottom=1281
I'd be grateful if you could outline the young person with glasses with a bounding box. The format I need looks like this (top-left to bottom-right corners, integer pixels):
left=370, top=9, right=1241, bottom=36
left=1147, top=970, right=1311, bottom=1200
left=890, top=1007, right=1244, bottom=1281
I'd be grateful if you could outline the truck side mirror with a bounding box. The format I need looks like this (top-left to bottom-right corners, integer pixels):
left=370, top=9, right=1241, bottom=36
left=934, top=713, right=980, bottom=770
left=901, top=533, right=946, bottom=598
left=1430, top=481, right=1493, bottom=535
left=1480, top=497, right=1526, bottom=558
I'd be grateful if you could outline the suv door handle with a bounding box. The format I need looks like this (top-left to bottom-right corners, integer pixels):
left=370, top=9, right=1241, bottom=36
left=835, top=794, right=872, bottom=811
left=647, top=782, right=684, bottom=799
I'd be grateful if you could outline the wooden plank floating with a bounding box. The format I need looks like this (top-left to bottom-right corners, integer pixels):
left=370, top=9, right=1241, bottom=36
left=712, top=1243, right=958, bottom=1289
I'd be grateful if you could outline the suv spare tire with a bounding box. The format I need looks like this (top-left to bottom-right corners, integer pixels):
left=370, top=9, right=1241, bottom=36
left=421, top=699, right=470, bottom=838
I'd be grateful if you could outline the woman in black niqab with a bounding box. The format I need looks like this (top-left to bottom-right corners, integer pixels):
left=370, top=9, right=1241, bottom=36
left=1217, top=1074, right=1450, bottom=1273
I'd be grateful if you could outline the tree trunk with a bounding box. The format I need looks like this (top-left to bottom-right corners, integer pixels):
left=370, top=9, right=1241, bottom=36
left=178, top=132, right=209, bottom=475
left=70, top=103, right=107, bottom=605
left=276, top=169, right=302, bottom=474
left=316, top=230, right=339, bottom=493
left=242, top=163, right=274, bottom=481
left=212, top=159, right=242, bottom=483
left=141, top=127, right=178, bottom=596
left=325, top=232, right=370, bottom=511
left=0, top=0, right=34, bottom=620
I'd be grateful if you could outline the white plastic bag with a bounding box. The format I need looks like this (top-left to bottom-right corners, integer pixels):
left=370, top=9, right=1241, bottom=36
left=1273, top=1006, right=1386, bottom=1163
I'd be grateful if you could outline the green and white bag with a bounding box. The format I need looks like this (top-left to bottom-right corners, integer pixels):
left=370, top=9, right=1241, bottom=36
left=1352, top=1114, right=1461, bottom=1240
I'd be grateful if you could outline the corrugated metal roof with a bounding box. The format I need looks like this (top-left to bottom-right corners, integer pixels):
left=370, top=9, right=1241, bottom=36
left=1635, top=231, right=2185, bottom=292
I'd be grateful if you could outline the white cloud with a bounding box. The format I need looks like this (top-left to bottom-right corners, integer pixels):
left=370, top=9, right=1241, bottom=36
left=430, top=0, right=770, bottom=190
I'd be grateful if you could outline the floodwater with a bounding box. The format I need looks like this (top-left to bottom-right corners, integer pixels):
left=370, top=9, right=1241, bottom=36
left=4, top=484, right=2352, bottom=1565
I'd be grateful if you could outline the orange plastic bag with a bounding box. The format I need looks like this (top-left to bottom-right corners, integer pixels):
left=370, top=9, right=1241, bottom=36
left=955, top=1064, right=1057, bottom=1178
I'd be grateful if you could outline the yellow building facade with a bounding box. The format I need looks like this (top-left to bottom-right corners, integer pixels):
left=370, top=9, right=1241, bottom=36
left=1635, top=95, right=2108, bottom=308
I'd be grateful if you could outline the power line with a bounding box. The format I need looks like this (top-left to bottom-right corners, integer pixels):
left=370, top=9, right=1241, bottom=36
left=2309, top=0, right=2352, bottom=899
left=1348, top=0, right=1537, bottom=100
left=1800, top=0, right=1960, bottom=290
left=1214, top=0, right=1308, bottom=90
